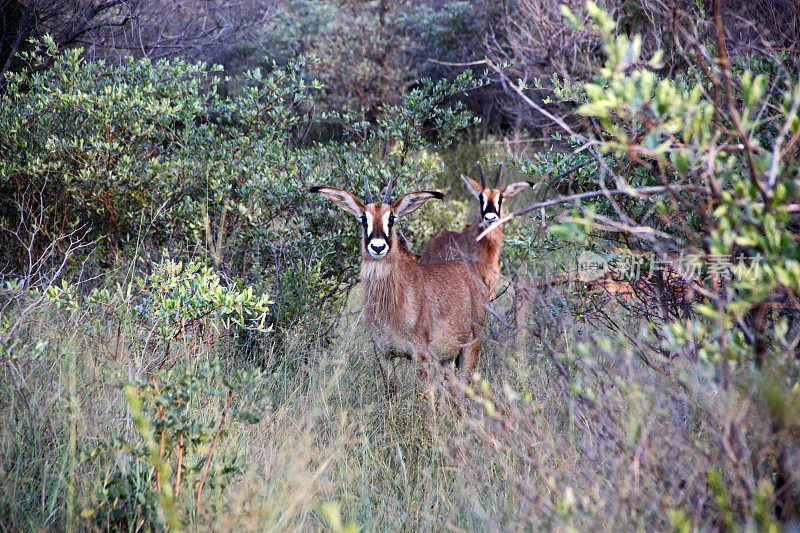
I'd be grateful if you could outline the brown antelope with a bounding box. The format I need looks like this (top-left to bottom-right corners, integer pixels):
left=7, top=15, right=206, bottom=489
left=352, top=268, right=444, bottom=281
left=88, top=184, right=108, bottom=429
left=419, top=163, right=532, bottom=296
left=310, top=176, right=488, bottom=389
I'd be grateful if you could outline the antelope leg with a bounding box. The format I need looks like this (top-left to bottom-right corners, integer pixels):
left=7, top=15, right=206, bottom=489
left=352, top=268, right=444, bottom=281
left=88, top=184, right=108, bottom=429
left=371, top=339, right=397, bottom=396
left=460, top=337, right=482, bottom=382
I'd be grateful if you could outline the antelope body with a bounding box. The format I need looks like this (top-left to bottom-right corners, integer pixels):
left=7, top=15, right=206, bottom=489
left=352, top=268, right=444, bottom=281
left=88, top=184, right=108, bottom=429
left=420, top=163, right=532, bottom=295
left=310, top=177, right=488, bottom=386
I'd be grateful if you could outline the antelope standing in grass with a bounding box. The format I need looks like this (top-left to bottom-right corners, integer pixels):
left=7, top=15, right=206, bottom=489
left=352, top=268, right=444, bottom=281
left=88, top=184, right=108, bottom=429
left=420, top=163, right=532, bottom=296
left=310, top=176, right=488, bottom=390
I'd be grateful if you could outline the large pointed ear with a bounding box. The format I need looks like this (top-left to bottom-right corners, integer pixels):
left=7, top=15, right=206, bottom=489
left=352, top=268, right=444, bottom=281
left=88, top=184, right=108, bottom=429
left=392, top=190, right=444, bottom=216
left=501, top=181, right=533, bottom=198
left=309, top=186, right=364, bottom=216
left=460, top=174, right=483, bottom=198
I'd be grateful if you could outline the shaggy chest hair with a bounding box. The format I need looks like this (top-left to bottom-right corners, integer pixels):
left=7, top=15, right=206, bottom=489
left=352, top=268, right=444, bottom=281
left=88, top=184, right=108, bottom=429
left=361, top=260, right=400, bottom=327
left=360, top=257, right=419, bottom=337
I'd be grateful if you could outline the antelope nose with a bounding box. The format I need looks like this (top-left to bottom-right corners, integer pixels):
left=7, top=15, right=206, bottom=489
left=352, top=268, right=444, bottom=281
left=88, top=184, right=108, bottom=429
left=484, top=213, right=499, bottom=224
left=371, top=243, right=386, bottom=253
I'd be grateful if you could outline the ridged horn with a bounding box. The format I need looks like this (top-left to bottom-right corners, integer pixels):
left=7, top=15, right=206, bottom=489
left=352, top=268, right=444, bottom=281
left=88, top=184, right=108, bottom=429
left=494, top=163, right=504, bottom=188
left=383, top=173, right=394, bottom=204
left=477, top=162, right=487, bottom=189
left=363, top=175, right=373, bottom=204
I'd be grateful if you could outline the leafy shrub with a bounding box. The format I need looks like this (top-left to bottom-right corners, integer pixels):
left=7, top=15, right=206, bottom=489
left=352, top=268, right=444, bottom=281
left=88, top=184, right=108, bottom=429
left=0, top=37, right=483, bottom=346
left=89, top=362, right=267, bottom=529
left=0, top=36, right=319, bottom=258
left=256, top=0, right=495, bottom=120
left=38, top=260, right=271, bottom=528
left=511, top=1, right=800, bottom=523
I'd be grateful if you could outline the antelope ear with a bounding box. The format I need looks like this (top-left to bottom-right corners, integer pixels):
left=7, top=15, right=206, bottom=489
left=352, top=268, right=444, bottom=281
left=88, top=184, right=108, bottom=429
left=502, top=181, right=533, bottom=198
left=460, top=174, right=483, bottom=198
left=310, top=186, right=365, bottom=216
left=392, top=190, right=444, bottom=216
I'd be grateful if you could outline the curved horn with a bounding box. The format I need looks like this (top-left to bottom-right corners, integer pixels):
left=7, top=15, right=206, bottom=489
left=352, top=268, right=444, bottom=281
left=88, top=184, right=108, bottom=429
left=383, top=173, right=394, bottom=204
left=363, top=175, right=373, bottom=204
left=477, top=162, right=487, bottom=189
left=494, top=163, right=504, bottom=188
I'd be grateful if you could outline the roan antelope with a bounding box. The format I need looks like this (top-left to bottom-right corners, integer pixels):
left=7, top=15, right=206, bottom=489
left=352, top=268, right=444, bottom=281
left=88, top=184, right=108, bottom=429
left=310, top=176, right=488, bottom=390
left=420, top=163, right=532, bottom=296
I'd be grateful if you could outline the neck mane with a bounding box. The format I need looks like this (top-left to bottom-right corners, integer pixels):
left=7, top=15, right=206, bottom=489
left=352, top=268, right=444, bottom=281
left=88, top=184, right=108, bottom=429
left=466, top=214, right=503, bottom=247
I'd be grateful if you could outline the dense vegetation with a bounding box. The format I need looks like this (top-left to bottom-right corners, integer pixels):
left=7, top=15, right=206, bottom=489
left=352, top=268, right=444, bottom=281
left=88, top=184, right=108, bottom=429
left=1, top=0, right=798, bottom=530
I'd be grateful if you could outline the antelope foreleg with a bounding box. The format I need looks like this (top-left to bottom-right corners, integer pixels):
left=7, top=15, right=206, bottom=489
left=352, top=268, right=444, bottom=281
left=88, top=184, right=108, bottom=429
left=411, top=347, right=431, bottom=382
left=371, top=341, right=397, bottom=396
left=460, top=338, right=481, bottom=382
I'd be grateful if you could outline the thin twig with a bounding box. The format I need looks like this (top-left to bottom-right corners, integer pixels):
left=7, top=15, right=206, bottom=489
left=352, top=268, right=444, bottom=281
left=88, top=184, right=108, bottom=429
left=195, top=389, right=233, bottom=513
left=767, top=72, right=800, bottom=188
left=476, top=185, right=704, bottom=240
left=428, top=58, right=593, bottom=143
left=713, top=0, right=768, bottom=204
left=539, top=152, right=615, bottom=200
left=175, top=432, right=184, bottom=497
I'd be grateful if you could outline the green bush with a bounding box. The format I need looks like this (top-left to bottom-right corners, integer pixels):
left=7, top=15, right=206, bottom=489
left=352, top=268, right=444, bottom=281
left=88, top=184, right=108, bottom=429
left=2, top=260, right=272, bottom=529
left=0, top=37, right=323, bottom=263
left=0, top=37, right=482, bottom=345
left=536, top=1, right=800, bottom=522
left=255, top=0, right=494, bottom=119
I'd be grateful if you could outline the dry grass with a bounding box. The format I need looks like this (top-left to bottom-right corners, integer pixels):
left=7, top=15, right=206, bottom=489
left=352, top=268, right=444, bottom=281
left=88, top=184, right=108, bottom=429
left=2, top=260, right=794, bottom=531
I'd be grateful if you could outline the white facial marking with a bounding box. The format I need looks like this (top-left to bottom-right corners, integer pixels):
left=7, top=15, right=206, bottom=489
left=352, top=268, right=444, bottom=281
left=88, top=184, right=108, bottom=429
left=365, top=210, right=389, bottom=259
left=481, top=192, right=499, bottom=225
left=382, top=210, right=391, bottom=232
left=364, top=211, right=374, bottom=236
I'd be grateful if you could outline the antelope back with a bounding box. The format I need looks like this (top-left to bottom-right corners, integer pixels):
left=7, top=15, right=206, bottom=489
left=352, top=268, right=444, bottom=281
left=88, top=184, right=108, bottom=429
left=419, top=164, right=532, bottom=293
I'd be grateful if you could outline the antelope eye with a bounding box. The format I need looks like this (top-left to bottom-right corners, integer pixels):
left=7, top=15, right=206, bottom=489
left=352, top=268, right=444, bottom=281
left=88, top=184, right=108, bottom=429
left=360, top=215, right=367, bottom=225
left=388, top=214, right=396, bottom=224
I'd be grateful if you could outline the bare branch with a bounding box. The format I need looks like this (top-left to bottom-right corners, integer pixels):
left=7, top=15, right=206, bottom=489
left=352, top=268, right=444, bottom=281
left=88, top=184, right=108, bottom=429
left=476, top=185, right=705, bottom=241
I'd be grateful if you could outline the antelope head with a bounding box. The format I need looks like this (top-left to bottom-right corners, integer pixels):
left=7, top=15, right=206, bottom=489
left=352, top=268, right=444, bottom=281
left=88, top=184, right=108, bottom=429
left=461, top=162, right=533, bottom=227
left=310, top=175, right=444, bottom=260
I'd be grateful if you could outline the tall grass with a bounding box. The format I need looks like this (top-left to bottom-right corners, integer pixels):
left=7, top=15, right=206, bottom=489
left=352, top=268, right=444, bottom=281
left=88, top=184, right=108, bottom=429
left=2, top=245, right=787, bottom=531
